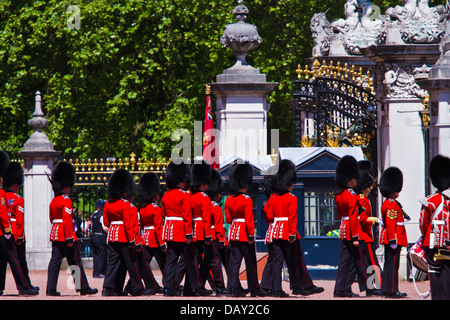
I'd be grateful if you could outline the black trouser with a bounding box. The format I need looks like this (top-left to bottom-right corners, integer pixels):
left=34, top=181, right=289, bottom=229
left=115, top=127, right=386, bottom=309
left=162, top=241, right=202, bottom=291
left=194, top=240, right=213, bottom=286
left=141, top=246, right=165, bottom=289
left=229, top=241, right=259, bottom=291
left=381, top=245, right=401, bottom=295
left=208, top=239, right=226, bottom=289
left=103, top=242, right=142, bottom=294
left=289, top=238, right=314, bottom=290
left=0, top=235, right=31, bottom=291
left=334, top=240, right=368, bottom=294
left=425, top=248, right=450, bottom=300
left=46, top=241, right=90, bottom=293
left=90, top=234, right=107, bottom=277
left=0, top=237, right=33, bottom=290
left=272, top=239, right=295, bottom=291
left=260, top=242, right=274, bottom=291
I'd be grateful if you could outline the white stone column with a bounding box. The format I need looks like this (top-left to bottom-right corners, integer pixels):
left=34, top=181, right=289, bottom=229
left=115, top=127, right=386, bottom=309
left=18, top=92, right=60, bottom=270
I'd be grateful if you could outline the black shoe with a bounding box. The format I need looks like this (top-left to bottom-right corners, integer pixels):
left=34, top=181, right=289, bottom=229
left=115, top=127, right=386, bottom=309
left=230, top=288, right=246, bottom=297
left=306, top=285, right=324, bottom=295
left=93, top=274, right=105, bottom=278
left=193, top=287, right=212, bottom=296
left=142, top=288, right=156, bottom=296
left=163, top=288, right=177, bottom=297
left=79, top=287, right=98, bottom=296
left=385, top=291, right=407, bottom=299
left=102, top=288, right=118, bottom=296
left=46, top=290, right=60, bottom=296
left=260, top=288, right=272, bottom=296
left=250, top=288, right=267, bottom=297
left=215, top=287, right=229, bottom=296
left=19, top=288, right=39, bottom=296
left=292, top=288, right=310, bottom=296
left=366, top=289, right=383, bottom=297
left=272, top=290, right=289, bottom=297
left=155, top=286, right=164, bottom=294
left=334, top=290, right=359, bottom=298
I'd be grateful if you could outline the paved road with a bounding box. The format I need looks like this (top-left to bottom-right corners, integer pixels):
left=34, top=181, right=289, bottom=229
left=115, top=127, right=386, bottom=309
left=0, top=269, right=432, bottom=300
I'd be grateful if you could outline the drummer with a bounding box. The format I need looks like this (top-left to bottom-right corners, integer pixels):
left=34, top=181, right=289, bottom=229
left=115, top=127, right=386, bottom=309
left=419, top=155, right=450, bottom=300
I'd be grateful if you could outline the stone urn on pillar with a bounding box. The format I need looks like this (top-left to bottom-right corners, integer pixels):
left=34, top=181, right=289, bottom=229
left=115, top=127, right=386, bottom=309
left=210, top=0, right=278, bottom=159
left=19, top=91, right=61, bottom=270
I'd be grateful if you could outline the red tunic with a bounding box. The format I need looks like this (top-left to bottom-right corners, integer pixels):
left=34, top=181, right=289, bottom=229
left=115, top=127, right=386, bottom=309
left=5, top=192, right=25, bottom=242
left=161, top=188, right=192, bottom=243
left=224, top=193, right=254, bottom=242
left=190, top=191, right=212, bottom=242
left=49, top=194, right=77, bottom=242
left=357, top=194, right=374, bottom=243
left=103, top=198, right=135, bottom=244
left=130, top=204, right=142, bottom=246
left=140, top=202, right=165, bottom=248
left=270, top=193, right=298, bottom=241
left=419, top=192, right=450, bottom=248
left=380, top=198, right=408, bottom=247
left=263, top=194, right=275, bottom=244
left=0, top=189, right=12, bottom=236
left=336, top=188, right=359, bottom=241
left=210, top=201, right=225, bottom=243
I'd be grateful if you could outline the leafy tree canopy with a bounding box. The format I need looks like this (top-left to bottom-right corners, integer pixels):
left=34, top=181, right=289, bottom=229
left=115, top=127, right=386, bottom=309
left=0, top=0, right=427, bottom=160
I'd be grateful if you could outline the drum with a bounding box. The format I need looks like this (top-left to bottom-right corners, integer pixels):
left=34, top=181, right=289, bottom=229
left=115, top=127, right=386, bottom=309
left=407, top=237, right=428, bottom=273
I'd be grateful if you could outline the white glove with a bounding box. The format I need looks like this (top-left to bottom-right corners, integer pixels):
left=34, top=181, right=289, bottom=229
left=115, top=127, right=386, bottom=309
left=4, top=233, right=11, bottom=240
left=390, top=243, right=398, bottom=250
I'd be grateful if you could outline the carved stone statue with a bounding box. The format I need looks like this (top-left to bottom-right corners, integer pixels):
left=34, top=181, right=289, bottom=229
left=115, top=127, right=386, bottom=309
left=311, top=0, right=382, bottom=56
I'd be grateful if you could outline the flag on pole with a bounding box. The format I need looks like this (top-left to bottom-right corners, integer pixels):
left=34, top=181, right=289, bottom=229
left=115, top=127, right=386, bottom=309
left=203, top=85, right=219, bottom=169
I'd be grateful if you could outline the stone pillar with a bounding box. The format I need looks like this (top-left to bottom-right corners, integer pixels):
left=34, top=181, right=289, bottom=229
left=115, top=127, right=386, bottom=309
left=419, top=22, right=450, bottom=160
left=209, top=0, right=277, bottom=159
left=18, top=92, right=61, bottom=270
left=362, top=44, right=440, bottom=244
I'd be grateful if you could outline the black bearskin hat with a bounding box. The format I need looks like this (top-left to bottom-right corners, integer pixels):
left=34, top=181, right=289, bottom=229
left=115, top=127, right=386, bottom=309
left=0, top=151, right=9, bottom=178
left=354, top=160, right=374, bottom=194
left=263, top=174, right=276, bottom=199
left=107, top=168, right=133, bottom=198
left=275, top=159, right=297, bottom=194
left=229, top=162, right=253, bottom=193
left=139, top=172, right=162, bottom=203
left=429, top=154, right=450, bottom=192
left=126, top=174, right=137, bottom=199
left=3, top=162, right=24, bottom=188
left=190, top=161, right=212, bottom=188
left=52, top=161, right=76, bottom=194
left=336, top=155, right=360, bottom=188
left=206, top=169, right=223, bottom=199
left=165, top=161, right=190, bottom=189
left=379, top=166, right=403, bottom=198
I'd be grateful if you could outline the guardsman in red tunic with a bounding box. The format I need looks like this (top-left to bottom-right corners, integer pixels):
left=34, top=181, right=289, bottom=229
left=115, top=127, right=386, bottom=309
left=123, top=177, right=155, bottom=296
left=47, top=162, right=97, bottom=296
left=333, top=155, right=369, bottom=297
left=379, top=166, right=408, bottom=298
left=225, top=162, right=265, bottom=297
left=206, top=169, right=227, bottom=295
left=259, top=172, right=276, bottom=296
left=189, top=162, right=213, bottom=293
left=139, top=172, right=166, bottom=294
left=270, top=160, right=298, bottom=297
left=2, top=162, right=37, bottom=292
left=102, top=169, right=143, bottom=296
left=419, top=155, right=450, bottom=300
left=0, top=153, right=37, bottom=296
left=161, top=162, right=211, bottom=296
left=353, top=160, right=382, bottom=296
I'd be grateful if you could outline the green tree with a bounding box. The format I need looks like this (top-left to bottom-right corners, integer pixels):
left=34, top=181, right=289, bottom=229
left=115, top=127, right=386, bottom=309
left=0, top=1, right=433, bottom=160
